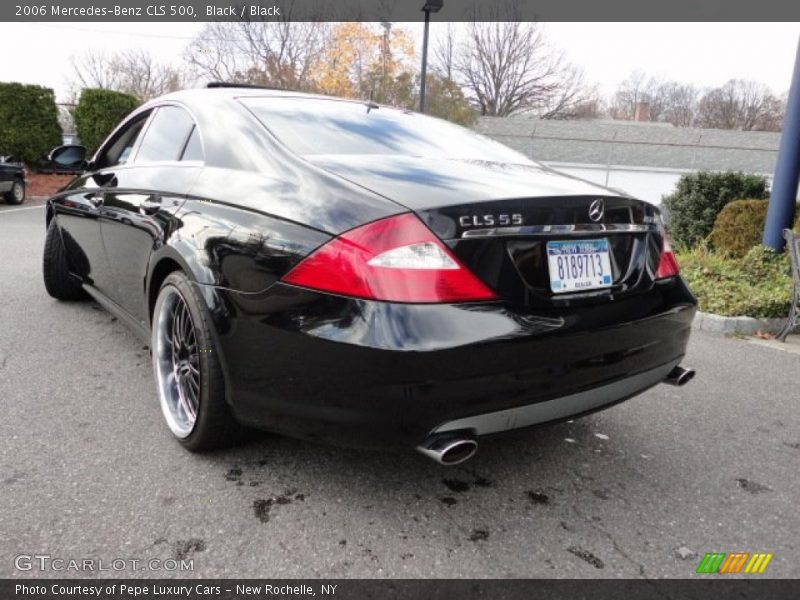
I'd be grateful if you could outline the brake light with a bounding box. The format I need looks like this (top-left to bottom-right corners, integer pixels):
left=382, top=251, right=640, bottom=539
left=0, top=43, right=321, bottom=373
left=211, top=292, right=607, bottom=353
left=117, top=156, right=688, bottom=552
left=655, top=236, right=680, bottom=279
left=282, top=213, right=497, bottom=303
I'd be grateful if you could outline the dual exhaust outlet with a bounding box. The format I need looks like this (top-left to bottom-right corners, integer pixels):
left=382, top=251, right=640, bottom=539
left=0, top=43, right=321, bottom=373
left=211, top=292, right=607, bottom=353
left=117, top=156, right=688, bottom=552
left=416, top=364, right=695, bottom=465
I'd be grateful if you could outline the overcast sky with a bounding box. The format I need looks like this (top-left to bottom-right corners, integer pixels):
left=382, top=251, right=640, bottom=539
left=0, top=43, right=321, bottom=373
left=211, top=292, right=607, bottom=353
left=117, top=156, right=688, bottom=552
left=0, top=22, right=797, bottom=103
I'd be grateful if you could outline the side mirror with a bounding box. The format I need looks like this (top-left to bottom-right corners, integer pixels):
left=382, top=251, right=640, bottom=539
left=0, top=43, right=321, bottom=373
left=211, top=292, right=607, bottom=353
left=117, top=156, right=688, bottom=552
left=48, top=145, right=89, bottom=171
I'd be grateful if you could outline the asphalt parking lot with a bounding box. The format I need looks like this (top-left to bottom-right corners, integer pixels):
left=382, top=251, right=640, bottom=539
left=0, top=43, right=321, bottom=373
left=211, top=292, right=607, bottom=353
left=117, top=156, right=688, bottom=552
left=1, top=203, right=798, bottom=578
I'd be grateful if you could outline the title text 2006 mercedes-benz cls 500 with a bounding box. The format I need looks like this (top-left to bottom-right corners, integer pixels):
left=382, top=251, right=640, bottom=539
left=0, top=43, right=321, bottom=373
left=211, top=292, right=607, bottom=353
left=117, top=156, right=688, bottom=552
left=43, top=84, right=696, bottom=465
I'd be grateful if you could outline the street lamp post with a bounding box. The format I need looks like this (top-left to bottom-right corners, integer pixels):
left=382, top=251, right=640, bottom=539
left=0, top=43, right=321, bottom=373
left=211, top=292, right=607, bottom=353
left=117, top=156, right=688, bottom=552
left=419, top=0, right=443, bottom=113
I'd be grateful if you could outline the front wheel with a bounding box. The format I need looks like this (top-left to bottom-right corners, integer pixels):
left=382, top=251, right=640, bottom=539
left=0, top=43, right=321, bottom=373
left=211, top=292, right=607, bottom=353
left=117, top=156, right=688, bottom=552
left=4, top=179, right=25, bottom=205
left=151, top=271, right=241, bottom=451
left=42, top=220, right=88, bottom=300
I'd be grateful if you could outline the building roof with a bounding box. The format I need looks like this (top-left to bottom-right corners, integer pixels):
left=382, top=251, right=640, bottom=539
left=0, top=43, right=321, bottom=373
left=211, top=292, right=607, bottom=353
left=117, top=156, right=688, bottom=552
left=475, top=117, right=781, bottom=174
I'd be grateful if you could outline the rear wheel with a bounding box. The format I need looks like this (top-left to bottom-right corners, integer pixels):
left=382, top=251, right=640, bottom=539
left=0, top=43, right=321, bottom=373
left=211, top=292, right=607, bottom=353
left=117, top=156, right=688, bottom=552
left=152, top=271, right=240, bottom=451
left=42, top=220, right=88, bottom=300
left=4, top=179, right=25, bottom=205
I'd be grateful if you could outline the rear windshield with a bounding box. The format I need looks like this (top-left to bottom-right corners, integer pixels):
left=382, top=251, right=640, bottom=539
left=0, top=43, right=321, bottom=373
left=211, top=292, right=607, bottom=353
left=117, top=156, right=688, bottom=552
left=240, top=96, right=531, bottom=163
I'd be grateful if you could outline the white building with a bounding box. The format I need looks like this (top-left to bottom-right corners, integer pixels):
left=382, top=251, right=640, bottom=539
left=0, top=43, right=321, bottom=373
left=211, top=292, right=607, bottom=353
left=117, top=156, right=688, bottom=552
left=475, top=116, right=781, bottom=205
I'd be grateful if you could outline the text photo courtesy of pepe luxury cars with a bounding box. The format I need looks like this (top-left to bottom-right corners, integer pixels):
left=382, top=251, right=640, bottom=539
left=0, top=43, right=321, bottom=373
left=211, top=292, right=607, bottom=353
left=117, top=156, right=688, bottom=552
left=1, top=3, right=800, bottom=589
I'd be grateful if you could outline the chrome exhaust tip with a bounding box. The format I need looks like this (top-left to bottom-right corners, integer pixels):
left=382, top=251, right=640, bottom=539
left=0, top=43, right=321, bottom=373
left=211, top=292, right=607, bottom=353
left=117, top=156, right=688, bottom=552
left=663, top=365, right=695, bottom=386
left=416, top=433, right=478, bottom=465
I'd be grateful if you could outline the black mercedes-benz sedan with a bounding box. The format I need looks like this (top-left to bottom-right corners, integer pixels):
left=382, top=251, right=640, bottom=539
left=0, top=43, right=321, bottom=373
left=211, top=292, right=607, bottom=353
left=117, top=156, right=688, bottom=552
left=43, top=84, right=696, bottom=464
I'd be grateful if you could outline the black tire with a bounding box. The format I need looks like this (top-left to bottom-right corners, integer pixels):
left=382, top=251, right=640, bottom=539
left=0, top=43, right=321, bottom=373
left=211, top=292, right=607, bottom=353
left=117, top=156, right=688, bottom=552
left=42, top=220, right=88, bottom=300
left=4, top=179, right=25, bottom=205
left=152, top=271, right=241, bottom=451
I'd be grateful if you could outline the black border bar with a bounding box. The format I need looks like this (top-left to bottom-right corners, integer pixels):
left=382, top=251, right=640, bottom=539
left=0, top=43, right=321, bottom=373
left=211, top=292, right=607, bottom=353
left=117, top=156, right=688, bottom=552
left=4, top=579, right=800, bottom=600
left=4, top=0, right=800, bottom=22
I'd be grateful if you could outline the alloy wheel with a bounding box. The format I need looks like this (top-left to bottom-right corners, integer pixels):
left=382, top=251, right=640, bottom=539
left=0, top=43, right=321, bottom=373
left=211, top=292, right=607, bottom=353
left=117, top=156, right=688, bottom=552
left=153, top=286, right=201, bottom=438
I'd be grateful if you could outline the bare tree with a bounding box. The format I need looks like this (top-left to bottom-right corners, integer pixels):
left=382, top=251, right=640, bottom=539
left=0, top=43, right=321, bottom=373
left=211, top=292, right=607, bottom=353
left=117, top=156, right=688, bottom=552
left=453, top=7, right=591, bottom=118
left=610, top=72, right=701, bottom=127
left=551, top=84, right=604, bottom=120
left=695, top=79, right=784, bottom=131
left=70, top=49, right=187, bottom=101
left=186, top=19, right=331, bottom=91
left=660, top=82, right=699, bottom=127
left=431, top=23, right=458, bottom=81
left=610, top=71, right=659, bottom=120
left=69, top=52, right=124, bottom=92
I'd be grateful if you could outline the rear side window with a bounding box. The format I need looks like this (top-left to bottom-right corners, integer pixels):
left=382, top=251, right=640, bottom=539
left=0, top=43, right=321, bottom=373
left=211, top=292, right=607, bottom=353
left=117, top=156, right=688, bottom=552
left=136, top=106, right=195, bottom=163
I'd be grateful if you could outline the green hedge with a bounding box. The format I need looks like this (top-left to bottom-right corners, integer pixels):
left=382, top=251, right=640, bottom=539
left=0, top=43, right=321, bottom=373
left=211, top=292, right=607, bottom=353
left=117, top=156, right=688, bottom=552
left=0, top=82, right=62, bottom=165
left=662, top=171, right=770, bottom=249
left=73, top=89, right=139, bottom=154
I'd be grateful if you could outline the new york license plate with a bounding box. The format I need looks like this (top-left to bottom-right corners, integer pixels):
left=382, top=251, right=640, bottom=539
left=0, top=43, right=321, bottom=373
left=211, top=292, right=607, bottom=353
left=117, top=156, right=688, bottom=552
left=547, top=239, right=613, bottom=293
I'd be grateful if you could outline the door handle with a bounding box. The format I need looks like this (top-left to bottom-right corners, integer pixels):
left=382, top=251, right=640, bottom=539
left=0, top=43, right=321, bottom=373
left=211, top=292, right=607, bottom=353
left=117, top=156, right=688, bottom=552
left=140, top=196, right=162, bottom=215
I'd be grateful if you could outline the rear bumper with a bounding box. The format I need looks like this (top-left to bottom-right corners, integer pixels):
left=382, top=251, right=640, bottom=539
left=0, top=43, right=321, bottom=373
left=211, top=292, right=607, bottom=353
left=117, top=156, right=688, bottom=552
left=209, top=278, right=696, bottom=449
left=431, top=358, right=679, bottom=436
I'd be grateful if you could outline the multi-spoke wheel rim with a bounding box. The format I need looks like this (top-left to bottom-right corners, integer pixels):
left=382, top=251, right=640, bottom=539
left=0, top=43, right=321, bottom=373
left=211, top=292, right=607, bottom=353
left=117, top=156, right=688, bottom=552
left=153, top=287, right=200, bottom=438
left=12, top=182, right=23, bottom=202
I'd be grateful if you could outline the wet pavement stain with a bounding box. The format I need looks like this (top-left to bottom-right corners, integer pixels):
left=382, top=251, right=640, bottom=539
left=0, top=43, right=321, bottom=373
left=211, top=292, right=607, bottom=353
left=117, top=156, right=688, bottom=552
left=527, top=490, right=550, bottom=505
left=440, top=497, right=458, bottom=507
left=736, top=478, right=772, bottom=494
left=253, top=489, right=302, bottom=523
left=442, top=478, right=470, bottom=493
left=174, top=538, right=206, bottom=560
left=469, top=529, right=490, bottom=542
left=567, top=546, right=604, bottom=569
left=225, top=468, right=242, bottom=482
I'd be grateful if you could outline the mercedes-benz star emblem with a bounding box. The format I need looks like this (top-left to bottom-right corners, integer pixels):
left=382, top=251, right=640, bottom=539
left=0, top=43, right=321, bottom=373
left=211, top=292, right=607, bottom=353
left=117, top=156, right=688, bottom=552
left=588, top=198, right=605, bottom=222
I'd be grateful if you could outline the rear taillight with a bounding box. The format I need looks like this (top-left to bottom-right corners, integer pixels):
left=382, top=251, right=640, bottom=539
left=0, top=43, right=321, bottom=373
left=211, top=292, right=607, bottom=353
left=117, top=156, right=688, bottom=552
left=282, top=213, right=497, bottom=303
left=655, top=236, right=680, bottom=279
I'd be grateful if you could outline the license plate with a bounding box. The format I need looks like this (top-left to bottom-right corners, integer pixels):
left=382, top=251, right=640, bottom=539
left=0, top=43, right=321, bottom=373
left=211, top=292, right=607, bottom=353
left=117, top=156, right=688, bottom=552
left=547, top=239, right=613, bottom=293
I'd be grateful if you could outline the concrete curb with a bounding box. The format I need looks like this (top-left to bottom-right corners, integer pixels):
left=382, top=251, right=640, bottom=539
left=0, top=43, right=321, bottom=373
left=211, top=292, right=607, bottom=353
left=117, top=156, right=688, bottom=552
left=692, top=311, right=786, bottom=335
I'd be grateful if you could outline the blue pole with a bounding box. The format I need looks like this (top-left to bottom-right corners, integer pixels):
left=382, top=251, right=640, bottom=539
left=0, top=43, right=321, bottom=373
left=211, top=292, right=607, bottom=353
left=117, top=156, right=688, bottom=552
left=764, top=37, right=800, bottom=251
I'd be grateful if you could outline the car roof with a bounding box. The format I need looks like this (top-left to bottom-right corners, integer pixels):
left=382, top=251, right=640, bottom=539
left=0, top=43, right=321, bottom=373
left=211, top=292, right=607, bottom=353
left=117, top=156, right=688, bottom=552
left=149, top=85, right=379, bottom=111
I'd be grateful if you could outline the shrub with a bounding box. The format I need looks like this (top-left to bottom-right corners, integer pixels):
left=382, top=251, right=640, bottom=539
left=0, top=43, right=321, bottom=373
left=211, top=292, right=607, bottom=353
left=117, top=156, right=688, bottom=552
left=676, top=244, right=791, bottom=318
left=73, top=89, right=139, bottom=154
left=710, top=199, right=800, bottom=258
left=709, top=199, right=769, bottom=258
left=0, top=82, right=63, bottom=165
left=662, top=171, right=770, bottom=249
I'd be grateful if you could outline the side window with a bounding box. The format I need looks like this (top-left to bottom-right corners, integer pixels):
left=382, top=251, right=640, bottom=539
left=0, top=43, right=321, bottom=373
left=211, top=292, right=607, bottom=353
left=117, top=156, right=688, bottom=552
left=95, top=113, right=150, bottom=169
left=136, top=106, right=195, bottom=163
left=180, top=126, right=204, bottom=162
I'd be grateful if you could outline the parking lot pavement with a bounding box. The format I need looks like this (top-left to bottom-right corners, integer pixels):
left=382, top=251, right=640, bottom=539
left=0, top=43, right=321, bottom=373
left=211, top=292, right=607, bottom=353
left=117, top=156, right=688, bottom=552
left=1, top=205, right=798, bottom=579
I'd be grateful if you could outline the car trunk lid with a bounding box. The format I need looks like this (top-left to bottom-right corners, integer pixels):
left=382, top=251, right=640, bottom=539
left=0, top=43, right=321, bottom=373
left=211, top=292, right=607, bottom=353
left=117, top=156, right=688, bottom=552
left=306, top=155, right=664, bottom=308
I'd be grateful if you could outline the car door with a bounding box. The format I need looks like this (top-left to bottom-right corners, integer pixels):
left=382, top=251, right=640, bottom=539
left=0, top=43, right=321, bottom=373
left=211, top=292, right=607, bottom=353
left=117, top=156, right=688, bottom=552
left=50, top=114, right=150, bottom=298
left=99, top=104, right=203, bottom=327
